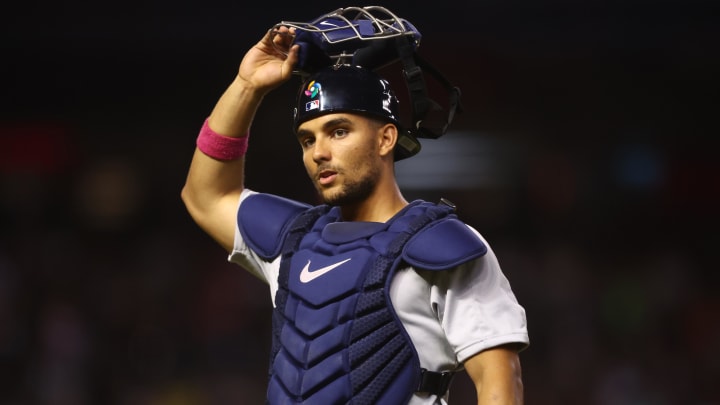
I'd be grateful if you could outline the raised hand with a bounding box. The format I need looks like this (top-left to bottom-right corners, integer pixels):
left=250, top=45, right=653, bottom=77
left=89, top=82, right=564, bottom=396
left=237, top=26, right=299, bottom=93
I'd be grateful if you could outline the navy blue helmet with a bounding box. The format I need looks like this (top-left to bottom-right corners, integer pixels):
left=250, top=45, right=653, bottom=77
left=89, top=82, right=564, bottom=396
left=293, top=65, right=421, bottom=160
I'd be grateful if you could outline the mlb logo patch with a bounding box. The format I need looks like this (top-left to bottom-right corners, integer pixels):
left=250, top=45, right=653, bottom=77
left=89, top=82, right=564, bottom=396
left=305, top=100, right=320, bottom=112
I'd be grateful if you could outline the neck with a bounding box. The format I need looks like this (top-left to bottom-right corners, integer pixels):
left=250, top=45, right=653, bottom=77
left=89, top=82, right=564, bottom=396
left=340, top=182, right=407, bottom=223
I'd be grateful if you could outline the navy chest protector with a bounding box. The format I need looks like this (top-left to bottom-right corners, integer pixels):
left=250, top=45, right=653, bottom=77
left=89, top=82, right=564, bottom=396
left=238, top=194, right=487, bottom=404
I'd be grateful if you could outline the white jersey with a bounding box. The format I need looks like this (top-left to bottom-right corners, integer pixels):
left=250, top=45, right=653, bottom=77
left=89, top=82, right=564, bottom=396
left=228, top=189, right=529, bottom=404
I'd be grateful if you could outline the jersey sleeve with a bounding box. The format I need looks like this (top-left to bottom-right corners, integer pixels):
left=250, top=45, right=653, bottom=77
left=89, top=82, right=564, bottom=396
left=432, top=228, right=529, bottom=363
left=227, top=190, right=272, bottom=283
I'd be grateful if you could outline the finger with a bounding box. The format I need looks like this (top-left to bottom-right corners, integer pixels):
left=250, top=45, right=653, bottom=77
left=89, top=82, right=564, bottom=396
left=262, top=27, right=277, bottom=44
left=282, top=44, right=299, bottom=75
left=272, top=28, right=295, bottom=48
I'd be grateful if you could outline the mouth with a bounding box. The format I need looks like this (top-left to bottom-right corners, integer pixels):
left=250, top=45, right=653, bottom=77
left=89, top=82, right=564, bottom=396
left=317, top=169, right=338, bottom=186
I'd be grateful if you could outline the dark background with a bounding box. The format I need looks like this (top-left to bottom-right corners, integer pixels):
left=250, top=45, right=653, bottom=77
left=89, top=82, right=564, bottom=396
left=1, top=0, right=718, bottom=403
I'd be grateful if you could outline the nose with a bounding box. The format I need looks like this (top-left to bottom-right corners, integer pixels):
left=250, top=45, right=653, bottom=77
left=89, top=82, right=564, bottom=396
left=311, top=136, right=330, bottom=163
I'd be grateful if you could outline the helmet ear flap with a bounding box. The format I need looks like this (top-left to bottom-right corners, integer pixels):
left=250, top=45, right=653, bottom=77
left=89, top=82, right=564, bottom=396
left=395, top=131, right=421, bottom=160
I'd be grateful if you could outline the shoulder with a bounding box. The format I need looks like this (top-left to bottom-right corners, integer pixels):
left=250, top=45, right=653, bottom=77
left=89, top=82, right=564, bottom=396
left=238, top=192, right=313, bottom=260
left=402, top=216, right=488, bottom=271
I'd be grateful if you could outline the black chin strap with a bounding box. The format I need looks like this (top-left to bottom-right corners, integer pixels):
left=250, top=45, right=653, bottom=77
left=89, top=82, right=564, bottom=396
left=395, top=36, right=463, bottom=140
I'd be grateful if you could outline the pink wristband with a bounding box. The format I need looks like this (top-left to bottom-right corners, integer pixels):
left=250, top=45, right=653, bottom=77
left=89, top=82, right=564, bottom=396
left=196, top=119, right=249, bottom=160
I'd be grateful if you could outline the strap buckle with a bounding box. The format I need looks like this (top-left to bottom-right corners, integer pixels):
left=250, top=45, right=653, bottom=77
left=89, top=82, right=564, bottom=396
left=417, top=368, right=455, bottom=396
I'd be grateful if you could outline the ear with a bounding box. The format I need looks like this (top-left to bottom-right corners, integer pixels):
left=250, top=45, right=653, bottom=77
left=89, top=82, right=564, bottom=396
left=378, top=123, right=398, bottom=158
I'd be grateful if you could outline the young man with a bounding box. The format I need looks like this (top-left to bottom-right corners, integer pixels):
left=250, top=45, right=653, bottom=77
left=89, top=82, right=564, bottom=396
left=182, top=25, right=529, bottom=404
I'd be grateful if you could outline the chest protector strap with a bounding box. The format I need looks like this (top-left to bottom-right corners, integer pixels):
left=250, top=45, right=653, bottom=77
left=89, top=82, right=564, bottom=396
left=266, top=200, right=477, bottom=404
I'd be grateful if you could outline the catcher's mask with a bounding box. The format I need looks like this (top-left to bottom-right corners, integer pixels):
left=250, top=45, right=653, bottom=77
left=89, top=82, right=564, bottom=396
left=273, top=6, right=463, bottom=160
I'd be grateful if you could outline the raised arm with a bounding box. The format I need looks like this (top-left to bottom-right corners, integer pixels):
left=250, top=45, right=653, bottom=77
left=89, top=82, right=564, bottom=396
left=181, top=27, right=298, bottom=252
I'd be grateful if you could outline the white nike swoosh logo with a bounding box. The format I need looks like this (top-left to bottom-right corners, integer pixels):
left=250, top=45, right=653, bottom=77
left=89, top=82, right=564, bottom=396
left=299, top=258, right=352, bottom=283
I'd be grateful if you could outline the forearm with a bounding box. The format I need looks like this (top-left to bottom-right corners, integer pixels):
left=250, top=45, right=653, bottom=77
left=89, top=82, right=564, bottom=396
left=477, top=377, right=523, bottom=405
left=207, top=74, right=266, bottom=137
left=465, top=346, right=524, bottom=405
left=184, top=75, right=264, bottom=198
left=181, top=76, right=266, bottom=250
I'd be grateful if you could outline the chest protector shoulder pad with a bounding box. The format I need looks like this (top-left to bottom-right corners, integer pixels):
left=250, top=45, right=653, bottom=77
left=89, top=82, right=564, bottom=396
left=402, top=217, right=488, bottom=270
left=238, top=193, right=312, bottom=260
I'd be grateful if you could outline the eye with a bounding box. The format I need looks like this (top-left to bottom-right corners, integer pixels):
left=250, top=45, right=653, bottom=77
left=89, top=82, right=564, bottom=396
left=299, top=136, right=315, bottom=149
left=332, top=128, right=349, bottom=138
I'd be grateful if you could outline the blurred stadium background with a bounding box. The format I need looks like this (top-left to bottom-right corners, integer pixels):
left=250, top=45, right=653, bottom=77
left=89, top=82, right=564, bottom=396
left=1, top=0, right=718, bottom=403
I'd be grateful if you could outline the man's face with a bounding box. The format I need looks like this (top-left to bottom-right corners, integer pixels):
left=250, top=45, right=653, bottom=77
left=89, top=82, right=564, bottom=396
left=296, top=113, right=384, bottom=206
